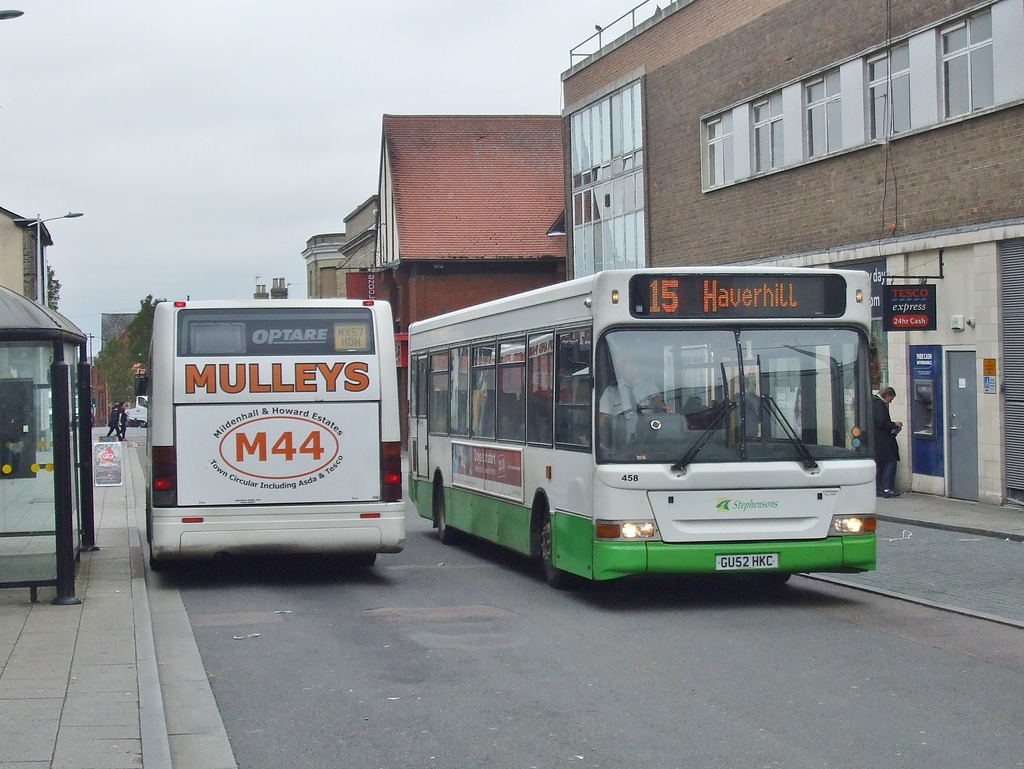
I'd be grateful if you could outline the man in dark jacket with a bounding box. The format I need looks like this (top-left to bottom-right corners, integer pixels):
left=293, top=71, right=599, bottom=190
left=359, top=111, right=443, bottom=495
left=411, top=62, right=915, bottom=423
left=104, top=404, right=121, bottom=439
left=872, top=387, right=902, bottom=497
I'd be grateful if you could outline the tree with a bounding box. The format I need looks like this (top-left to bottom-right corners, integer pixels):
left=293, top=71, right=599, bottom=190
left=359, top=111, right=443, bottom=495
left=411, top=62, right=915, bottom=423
left=95, top=296, right=161, bottom=405
left=47, top=265, right=61, bottom=311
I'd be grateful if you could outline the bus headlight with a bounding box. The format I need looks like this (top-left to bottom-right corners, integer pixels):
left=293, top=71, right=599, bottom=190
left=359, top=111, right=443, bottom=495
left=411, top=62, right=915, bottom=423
left=595, top=520, right=658, bottom=540
left=830, top=515, right=876, bottom=535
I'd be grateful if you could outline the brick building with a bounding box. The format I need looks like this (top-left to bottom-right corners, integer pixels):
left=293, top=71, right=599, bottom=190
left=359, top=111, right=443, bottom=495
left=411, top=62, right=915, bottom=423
left=368, top=114, right=568, bottom=435
left=0, top=207, right=52, bottom=303
left=562, top=0, right=1024, bottom=505
left=304, top=195, right=379, bottom=299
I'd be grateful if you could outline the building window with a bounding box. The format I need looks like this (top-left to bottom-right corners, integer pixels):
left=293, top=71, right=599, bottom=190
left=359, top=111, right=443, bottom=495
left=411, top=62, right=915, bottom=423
left=752, top=93, right=784, bottom=173
left=806, top=69, right=842, bottom=157
left=706, top=112, right=734, bottom=187
left=942, top=10, right=994, bottom=119
left=868, top=43, right=910, bottom=139
left=570, top=80, right=644, bottom=278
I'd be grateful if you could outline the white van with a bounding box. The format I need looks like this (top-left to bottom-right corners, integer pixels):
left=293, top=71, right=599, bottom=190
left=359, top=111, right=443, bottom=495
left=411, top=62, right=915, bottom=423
left=126, top=395, right=148, bottom=427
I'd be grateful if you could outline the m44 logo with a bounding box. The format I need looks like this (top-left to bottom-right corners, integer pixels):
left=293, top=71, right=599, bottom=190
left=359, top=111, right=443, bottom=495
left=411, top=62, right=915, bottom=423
left=218, top=416, right=340, bottom=480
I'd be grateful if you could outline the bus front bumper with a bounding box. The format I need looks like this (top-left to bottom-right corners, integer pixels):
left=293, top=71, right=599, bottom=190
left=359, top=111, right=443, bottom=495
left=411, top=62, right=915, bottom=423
left=590, top=534, right=876, bottom=581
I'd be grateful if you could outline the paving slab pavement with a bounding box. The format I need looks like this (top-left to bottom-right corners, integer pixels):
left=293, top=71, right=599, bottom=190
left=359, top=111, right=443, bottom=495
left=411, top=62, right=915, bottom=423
left=0, top=433, right=233, bottom=769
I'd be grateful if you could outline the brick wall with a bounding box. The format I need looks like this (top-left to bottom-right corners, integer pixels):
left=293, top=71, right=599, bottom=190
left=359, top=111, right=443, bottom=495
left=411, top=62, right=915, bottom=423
left=398, top=260, right=565, bottom=333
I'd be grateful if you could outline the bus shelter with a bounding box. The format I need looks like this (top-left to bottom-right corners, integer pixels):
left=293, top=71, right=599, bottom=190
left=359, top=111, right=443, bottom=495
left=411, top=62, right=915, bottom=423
left=0, top=285, right=94, bottom=603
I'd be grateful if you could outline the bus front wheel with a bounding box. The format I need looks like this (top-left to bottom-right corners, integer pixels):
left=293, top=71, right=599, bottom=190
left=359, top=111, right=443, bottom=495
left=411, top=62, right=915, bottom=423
left=538, top=508, right=572, bottom=590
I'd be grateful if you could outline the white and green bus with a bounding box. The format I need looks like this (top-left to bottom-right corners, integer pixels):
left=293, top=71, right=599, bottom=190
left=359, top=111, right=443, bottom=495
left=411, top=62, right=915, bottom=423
left=407, top=267, right=876, bottom=588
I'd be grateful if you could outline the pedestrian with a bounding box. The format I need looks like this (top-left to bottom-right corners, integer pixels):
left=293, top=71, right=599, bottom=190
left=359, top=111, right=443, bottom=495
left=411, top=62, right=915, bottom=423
left=872, top=386, right=902, bottom=497
left=117, top=401, right=130, bottom=441
left=104, top=403, right=121, bottom=439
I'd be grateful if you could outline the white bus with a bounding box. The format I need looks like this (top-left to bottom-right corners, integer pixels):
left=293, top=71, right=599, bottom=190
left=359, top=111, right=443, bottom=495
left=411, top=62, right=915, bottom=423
left=145, top=299, right=404, bottom=568
left=408, top=267, right=876, bottom=588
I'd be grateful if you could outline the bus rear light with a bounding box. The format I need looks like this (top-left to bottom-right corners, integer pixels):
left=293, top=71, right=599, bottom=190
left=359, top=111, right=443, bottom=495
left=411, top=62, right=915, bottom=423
left=152, top=445, right=177, bottom=506
left=830, top=515, right=876, bottom=535
left=360, top=513, right=381, bottom=519
left=181, top=517, right=204, bottom=524
left=381, top=441, right=403, bottom=502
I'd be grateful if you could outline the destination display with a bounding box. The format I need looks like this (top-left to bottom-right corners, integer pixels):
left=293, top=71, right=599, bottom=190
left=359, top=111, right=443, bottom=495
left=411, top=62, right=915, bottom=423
left=629, top=273, right=848, bottom=319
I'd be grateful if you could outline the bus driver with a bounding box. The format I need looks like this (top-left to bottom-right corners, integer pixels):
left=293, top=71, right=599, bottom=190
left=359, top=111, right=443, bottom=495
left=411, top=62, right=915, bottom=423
left=598, top=349, right=672, bottom=441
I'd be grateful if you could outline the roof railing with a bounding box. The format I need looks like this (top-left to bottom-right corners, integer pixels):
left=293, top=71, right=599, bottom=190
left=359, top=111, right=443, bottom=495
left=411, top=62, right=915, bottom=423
left=568, top=0, right=660, bottom=67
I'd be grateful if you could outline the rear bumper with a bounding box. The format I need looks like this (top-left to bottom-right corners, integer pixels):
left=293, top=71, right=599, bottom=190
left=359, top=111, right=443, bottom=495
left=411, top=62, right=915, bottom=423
left=149, top=505, right=405, bottom=560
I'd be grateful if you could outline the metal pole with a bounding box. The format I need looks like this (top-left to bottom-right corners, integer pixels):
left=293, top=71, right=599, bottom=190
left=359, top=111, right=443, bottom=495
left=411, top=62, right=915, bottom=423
left=35, top=217, right=44, bottom=305
left=78, top=356, right=97, bottom=551
left=51, top=358, right=81, bottom=605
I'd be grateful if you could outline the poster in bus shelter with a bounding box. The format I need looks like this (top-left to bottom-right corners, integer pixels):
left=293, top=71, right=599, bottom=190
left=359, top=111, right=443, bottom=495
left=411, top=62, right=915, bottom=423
left=93, top=440, right=123, bottom=487
left=173, top=402, right=381, bottom=506
left=451, top=443, right=524, bottom=502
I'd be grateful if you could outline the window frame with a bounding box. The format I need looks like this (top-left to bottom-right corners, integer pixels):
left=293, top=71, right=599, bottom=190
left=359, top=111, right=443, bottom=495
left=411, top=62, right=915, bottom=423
left=805, top=69, right=842, bottom=158
left=867, top=43, right=911, bottom=140
left=752, top=92, right=784, bottom=173
left=706, top=112, right=734, bottom=187
left=941, top=10, right=994, bottom=119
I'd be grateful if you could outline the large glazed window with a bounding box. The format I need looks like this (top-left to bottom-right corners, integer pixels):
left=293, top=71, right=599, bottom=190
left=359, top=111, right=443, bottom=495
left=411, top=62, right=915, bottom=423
left=595, top=327, right=871, bottom=465
left=570, top=80, right=645, bottom=277
left=942, top=10, right=993, bottom=118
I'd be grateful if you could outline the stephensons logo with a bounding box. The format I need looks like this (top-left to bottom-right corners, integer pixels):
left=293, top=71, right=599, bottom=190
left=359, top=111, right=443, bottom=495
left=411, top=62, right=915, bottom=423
left=715, top=498, right=781, bottom=511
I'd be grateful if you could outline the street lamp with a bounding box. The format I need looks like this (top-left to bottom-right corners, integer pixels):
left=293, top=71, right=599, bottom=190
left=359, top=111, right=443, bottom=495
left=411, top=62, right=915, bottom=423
left=0, top=10, right=24, bottom=20
left=14, top=212, right=84, bottom=308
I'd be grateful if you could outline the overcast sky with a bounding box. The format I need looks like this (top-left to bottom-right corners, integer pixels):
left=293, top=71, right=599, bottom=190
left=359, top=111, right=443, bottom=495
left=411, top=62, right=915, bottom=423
left=1, top=0, right=643, bottom=351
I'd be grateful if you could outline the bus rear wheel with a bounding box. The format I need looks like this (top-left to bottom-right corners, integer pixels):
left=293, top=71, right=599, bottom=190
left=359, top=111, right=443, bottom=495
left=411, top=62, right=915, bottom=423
left=433, top=478, right=458, bottom=545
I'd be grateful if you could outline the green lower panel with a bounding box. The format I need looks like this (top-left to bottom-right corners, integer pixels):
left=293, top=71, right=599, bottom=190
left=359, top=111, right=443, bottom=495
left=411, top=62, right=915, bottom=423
left=410, top=476, right=430, bottom=520
left=551, top=512, right=596, bottom=579
left=444, top=486, right=532, bottom=556
left=592, top=534, right=876, bottom=581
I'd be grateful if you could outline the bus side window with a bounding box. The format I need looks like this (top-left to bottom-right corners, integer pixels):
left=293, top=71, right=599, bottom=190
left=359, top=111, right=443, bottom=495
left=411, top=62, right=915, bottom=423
left=429, top=351, right=449, bottom=434
left=471, top=344, right=496, bottom=439
left=497, top=338, right=526, bottom=442
left=527, top=332, right=554, bottom=445
left=450, top=346, right=470, bottom=436
left=555, top=328, right=592, bottom=449
left=414, top=356, right=429, bottom=419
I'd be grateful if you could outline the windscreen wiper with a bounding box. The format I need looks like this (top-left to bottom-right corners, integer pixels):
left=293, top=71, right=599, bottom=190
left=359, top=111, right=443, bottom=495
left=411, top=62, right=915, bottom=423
left=759, top=395, right=818, bottom=470
left=671, top=400, right=735, bottom=472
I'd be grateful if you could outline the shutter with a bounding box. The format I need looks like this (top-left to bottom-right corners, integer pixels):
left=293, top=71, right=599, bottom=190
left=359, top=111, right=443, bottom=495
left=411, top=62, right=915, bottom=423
left=1000, top=239, right=1024, bottom=498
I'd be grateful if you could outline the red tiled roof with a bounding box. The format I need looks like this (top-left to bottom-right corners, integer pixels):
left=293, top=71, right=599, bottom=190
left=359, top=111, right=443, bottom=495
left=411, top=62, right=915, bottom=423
left=382, top=114, right=566, bottom=260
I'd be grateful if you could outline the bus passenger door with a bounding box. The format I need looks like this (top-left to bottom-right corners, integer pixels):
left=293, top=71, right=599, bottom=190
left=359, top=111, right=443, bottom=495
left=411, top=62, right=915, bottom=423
left=412, top=355, right=430, bottom=480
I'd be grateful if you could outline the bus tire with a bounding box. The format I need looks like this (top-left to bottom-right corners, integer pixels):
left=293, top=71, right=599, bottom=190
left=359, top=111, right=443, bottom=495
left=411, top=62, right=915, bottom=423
left=433, top=475, right=458, bottom=545
left=348, top=552, right=377, bottom=569
left=537, top=505, right=572, bottom=590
